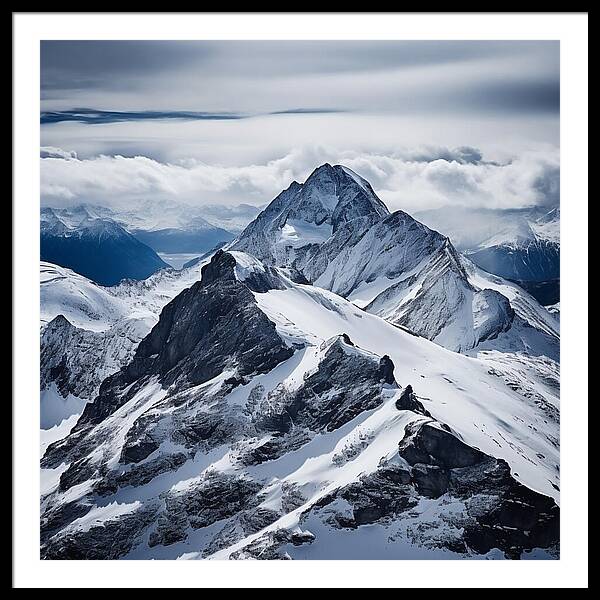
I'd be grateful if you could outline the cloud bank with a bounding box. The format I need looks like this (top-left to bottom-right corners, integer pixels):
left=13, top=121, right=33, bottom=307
left=40, top=145, right=559, bottom=213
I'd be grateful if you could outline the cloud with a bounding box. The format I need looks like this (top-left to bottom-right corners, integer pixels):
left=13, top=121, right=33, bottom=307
left=40, top=41, right=558, bottom=119
left=42, top=40, right=556, bottom=89
left=532, top=164, right=560, bottom=207
left=40, top=107, right=347, bottom=125
left=358, top=149, right=560, bottom=211
left=40, top=146, right=78, bottom=160
left=40, top=145, right=559, bottom=213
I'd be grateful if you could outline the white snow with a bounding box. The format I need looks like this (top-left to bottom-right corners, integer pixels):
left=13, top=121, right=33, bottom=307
left=41, top=255, right=212, bottom=335
left=40, top=462, right=70, bottom=497
left=40, top=384, right=88, bottom=429
left=347, top=275, right=407, bottom=308
left=64, top=501, right=142, bottom=533
left=229, top=250, right=266, bottom=281
left=40, top=262, right=130, bottom=332
left=279, top=219, right=333, bottom=247
left=461, top=258, right=559, bottom=339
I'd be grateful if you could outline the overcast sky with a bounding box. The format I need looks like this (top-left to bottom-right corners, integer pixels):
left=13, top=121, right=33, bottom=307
left=40, top=40, right=559, bottom=212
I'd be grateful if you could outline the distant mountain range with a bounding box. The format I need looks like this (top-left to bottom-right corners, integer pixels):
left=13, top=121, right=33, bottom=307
left=415, top=206, right=560, bottom=304
left=104, top=199, right=238, bottom=253
left=40, top=201, right=263, bottom=284
left=41, top=207, right=168, bottom=286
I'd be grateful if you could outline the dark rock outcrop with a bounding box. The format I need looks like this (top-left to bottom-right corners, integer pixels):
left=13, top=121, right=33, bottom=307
left=303, top=419, right=559, bottom=559
left=95, top=453, right=188, bottom=496
left=336, top=464, right=417, bottom=526
left=411, top=463, right=450, bottom=498
left=228, top=526, right=316, bottom=560
left=255, top=335, right=398, bottom=434
left=149, top=472, right=264, bottom=548
left=378, top=354, right=396, bottom=384
left=399, top=421, right=559, bottom=556
left=398, top=421, right=487, bottom=469
left=395, top=384, right=431, bottom=417
left=238, top=431, right=312, bottom=467
left=203, top=508, right=281, bottom=557
left=72, top=251, right=294, bottom=430
left=41, top=504, right=159, bottom=560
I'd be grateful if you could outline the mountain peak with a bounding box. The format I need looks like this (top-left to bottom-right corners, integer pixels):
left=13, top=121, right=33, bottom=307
left=233, top=163, right=390, bottom=265
left=306, top=162, right=336, bottom=177
left=306, top=163, right=371, bottom=190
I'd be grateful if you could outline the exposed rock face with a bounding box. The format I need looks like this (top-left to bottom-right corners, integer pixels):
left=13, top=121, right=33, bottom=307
left=232, top=164, right=558, bottom=357
left=39, top=241, right=559, bottom=561
left=237, top=430, right=313, bottom=466
left=335, top=464, right=417, bottom=526
left=40, top=322, right=409, bottom=559
left=253, top=335, right=398, bottom=433
left=378, top=354, right=396, bottom=385
left=40, top=314, right=145, bottom=400
left=398, top=421, right=487, bottom=469
left=72, top=250, right=294, bottom=430
left=203, top=508, right=282, bottom=557
left=41, top=250, right=295, bottom=475
left=148, top=472, right=264, bottom=548
left=97, top=453, right=188, bottom=494
left=397, top=421, right=559, bottom=555
left=127, top=251, right=292, bottom=389
left=301, top=420, right=559, bottom=559
left=41, top=503, right=159, bottom=560
left=228, top=527, right=316, bottom=560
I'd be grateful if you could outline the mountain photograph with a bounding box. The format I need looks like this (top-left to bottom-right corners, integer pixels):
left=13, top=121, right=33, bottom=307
left=35, top=37, right=566, bottom=566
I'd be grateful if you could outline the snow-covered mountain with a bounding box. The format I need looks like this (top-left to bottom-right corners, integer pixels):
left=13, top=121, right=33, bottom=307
left=108, top=199, right=236, bottom=254
left=40, top=257, right=211, bottom=389
left=41, top=208, right=168, bottom=286
left=232, top=164, right=559, bottom=356
left=192, top=203, right=262, bottom=234
left=415, top=206, right=560, bottom=305
left=232, top=164, right=389, bottom=266
left=43, top=202, right=236, bottom=257
left=40, top=250, right=559, bottom=560
left=39, top=165, right=560, bottom=561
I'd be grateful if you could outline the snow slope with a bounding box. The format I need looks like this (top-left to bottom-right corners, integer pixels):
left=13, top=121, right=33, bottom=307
left=41, top=262, right=130, bottom=331
left=39, top=251, right=559, bottom=561
left=415, top=205, right=560, bottom=294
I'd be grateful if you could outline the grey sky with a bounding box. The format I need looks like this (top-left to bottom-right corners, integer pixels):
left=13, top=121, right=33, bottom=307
left=40, top=40, right=560, bottom=211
